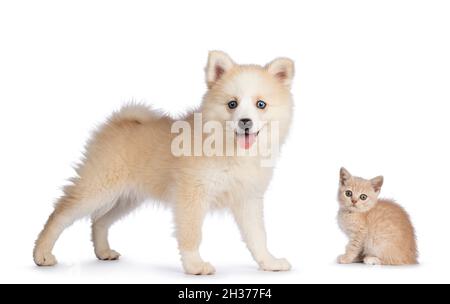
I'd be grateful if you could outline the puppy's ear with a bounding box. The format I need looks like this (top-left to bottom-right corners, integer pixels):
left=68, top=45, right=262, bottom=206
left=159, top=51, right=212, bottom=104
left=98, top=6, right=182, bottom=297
left=206, top=51, right=235, bottom=88
left=371, top=176, right=384, bottom=193
left=266, top=57, right=295, bottom=88
left=340, top=167, right=352, bottom=186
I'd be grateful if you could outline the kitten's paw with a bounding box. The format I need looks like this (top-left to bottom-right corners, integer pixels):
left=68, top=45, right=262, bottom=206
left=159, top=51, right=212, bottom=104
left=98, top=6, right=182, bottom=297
left=259, top=258, right=292, bottom=272
left=96, top=249, right=121, bottom=261
left=34, top=251, right=57, bottom=266
left=183, top=261, right=216, bottom=275
left=364, top=256, right=381, bottom=265
left=338, top=254, right=355, bottom=264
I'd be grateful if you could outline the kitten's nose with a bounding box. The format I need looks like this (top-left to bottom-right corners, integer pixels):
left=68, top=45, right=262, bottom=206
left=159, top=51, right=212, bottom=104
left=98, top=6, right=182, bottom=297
left=238, top=118, right=253, bottom=131
left=352, top=199, right=358, bottom=205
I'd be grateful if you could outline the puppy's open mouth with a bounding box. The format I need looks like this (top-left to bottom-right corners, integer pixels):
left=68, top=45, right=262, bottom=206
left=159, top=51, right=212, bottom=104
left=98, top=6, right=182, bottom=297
left=235, top=130, right=260, bottom=150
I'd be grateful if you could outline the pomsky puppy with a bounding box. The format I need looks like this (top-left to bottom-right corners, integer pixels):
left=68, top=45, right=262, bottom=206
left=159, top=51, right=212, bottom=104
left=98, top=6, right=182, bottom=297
left=34, top=51, right=295, bottom=275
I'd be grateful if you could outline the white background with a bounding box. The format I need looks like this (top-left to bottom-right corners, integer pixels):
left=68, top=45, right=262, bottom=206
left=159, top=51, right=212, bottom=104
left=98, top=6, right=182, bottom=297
left=1, top=0, right=449, bottom=284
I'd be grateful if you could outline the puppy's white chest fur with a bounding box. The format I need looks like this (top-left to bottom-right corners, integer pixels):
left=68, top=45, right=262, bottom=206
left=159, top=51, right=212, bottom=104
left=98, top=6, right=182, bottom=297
left=196, top=160, right=272, bottom=208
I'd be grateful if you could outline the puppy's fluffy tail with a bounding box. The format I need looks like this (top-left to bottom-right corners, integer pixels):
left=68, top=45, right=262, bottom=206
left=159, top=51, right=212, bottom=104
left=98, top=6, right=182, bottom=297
left=109, top=103, right=161, bottom=125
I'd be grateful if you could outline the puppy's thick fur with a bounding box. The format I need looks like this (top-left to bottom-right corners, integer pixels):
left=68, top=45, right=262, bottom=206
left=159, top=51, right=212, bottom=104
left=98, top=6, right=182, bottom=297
left=33, top=51, right=295, bottom=274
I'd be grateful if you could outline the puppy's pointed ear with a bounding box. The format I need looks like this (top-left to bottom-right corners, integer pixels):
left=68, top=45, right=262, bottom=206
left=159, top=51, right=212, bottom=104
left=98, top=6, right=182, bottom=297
left=340, top=167, right=352, bottom=186
left=371, top=176, right=384, bottom=193
left=266, top=57, right=295, bottom=88
left=206, top=51, right=235, bottom=89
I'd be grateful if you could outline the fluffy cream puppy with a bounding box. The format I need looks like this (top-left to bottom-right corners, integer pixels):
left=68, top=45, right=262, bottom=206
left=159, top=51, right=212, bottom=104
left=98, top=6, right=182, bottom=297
left=34, top=51, right=295, bottom=275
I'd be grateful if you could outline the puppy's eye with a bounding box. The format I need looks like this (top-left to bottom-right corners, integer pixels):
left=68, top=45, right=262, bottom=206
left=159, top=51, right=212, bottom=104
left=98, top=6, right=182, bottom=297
left=360, top=194, right=368, bottom=200
left=227, top=100, right=238, bottom=109
left=256, top=100, right=267, bottom=109
left=345, top=190, right=353, bottom=197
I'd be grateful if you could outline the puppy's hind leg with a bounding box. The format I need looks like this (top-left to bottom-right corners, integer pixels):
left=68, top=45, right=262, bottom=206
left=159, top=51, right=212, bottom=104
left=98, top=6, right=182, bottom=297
left=91, top=196, right=143, bottom=261
left=33, top=181, right=120, bottom=267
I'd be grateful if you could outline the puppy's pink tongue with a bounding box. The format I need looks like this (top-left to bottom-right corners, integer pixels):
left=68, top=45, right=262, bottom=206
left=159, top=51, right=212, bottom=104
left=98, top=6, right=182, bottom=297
left=237, top=134, right=256, bottom=150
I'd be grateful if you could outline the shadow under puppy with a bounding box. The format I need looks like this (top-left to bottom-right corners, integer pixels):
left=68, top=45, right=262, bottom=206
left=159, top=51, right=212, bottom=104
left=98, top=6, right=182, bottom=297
left=337, top=168, right=418, bottom=265
left=33, top=51, right=295, bottom=275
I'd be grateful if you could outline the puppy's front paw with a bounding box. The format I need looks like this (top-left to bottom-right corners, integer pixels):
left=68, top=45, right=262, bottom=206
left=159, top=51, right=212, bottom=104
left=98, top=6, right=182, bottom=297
left=34, top=251, right=57, bottom=266
left=96, top=249, right=121, bottom=261
left=259, top=258, right=291, bottom=272
left=338, top=254, right=355, bottom=264
left=183, top=261, right=216, bottom=275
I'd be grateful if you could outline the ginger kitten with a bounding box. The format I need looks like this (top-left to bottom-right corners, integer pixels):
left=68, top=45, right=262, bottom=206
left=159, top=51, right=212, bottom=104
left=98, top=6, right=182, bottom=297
left=337, top=168, right=418, bottom=265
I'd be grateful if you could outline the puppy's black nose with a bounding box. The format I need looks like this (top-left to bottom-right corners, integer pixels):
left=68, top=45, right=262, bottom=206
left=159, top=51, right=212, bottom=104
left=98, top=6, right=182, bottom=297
left=238, top=118, right=253, bottom=130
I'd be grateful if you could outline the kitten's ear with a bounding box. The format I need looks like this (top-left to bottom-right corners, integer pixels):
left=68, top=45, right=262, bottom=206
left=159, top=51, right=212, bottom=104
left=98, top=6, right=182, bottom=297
left=206, top=51, right=235, bottom=89
left=340, top=167, right=352, bottom=186
left=371, top=176, right=384, bottom=193
left=265, top=57, right=295, bottom=88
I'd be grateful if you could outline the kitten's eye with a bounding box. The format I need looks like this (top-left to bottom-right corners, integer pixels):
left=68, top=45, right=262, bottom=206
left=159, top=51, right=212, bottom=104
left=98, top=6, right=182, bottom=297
left=256, top=100, right=267, bottom=109
left=227, top=100, right=238, bottom=109
left=345, top=190, right=353, bottom=197
left=360, top=194, right=368, bottom=200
